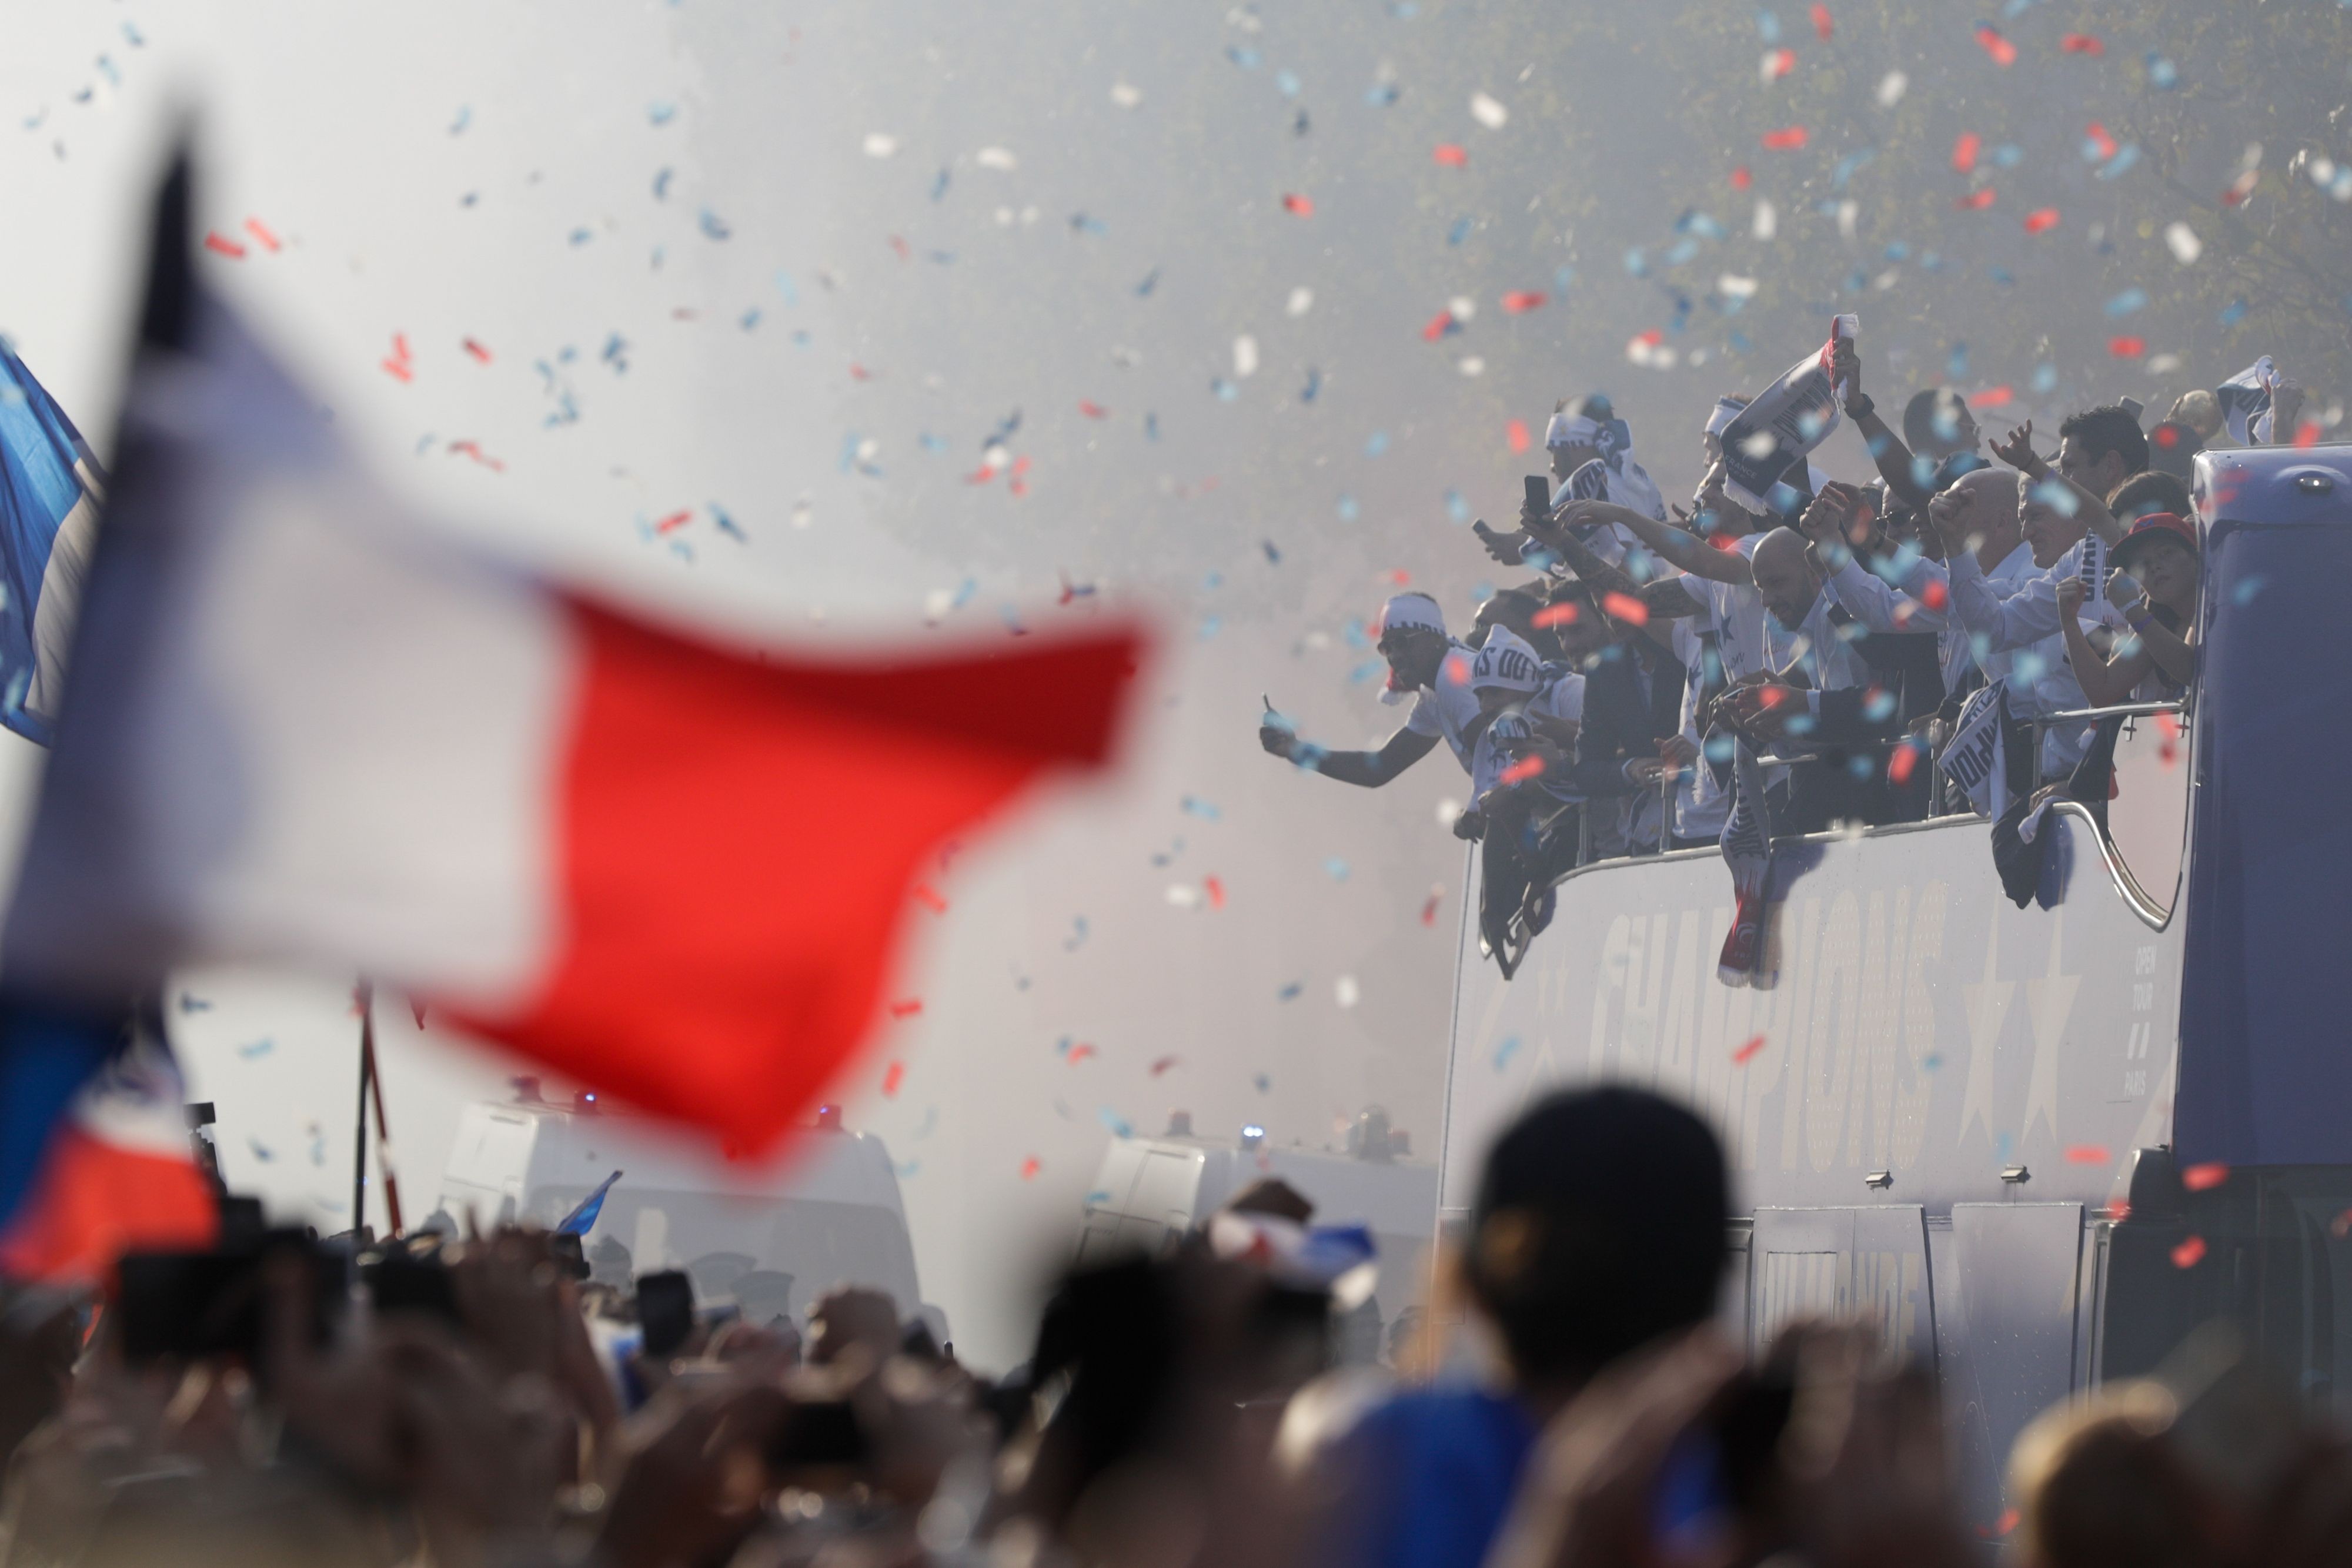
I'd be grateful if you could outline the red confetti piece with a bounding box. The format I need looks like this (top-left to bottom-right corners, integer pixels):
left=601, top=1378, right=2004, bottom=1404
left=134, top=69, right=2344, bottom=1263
left=1506, top=418, right=1531, bottom=454
left=2064, top=1144, right=2112, bottom=1164
left=1281, top=192, right=1314, bottom=216
left=1763, top=48, right=1795, bottom=81
left=1887, top=744, right=1919, bottom=785
left=1149, top=1055, right=1181, bottom=1076
left=1955, top=187, right=1997, bottom=210
left=2182, top=1161, right=2230, bottom=1191
left=1730, top=165, right=1752, bottom=190
left=2024, top=207, right=2062, bottom=234
left=848, top=363, right=873, bottom=381
left=888, top=998, right=923, bottom=1019
left=1922, top=579, right=1951, bottom=611
left=1420, top=885, right=1444, bottom=926
left=1500, top=290, right=1548, bottom=314
left=447, top=440, right=505, bottom=473
left=1204, top=875, right=1225, bottom=910
left=1733, top=1034, right=1768, bottom=1065
left=1601, top=591, right=1651, bottom=626
left=2109, top=336, right=2147, bottom=359
left=2109, top=1199, right=2133, bottom=1222
left=887, top=234, right=910, bottom=262
left=1020, top=1156, right=1042, bottom=1180
left=1432, top=143, right=1467, bottom=168
left=202, top=230, right=247, bottom=259
left=462, top=337, right=493, bottom=364
left=243, top=218, right=282, bottom=253
left=2084, top=121, right=2119, bottom=161
left=1952, top=132, right=1980, bottom=172
left=1499, top=755, right=1546, bottom=785
left=881, top=1061, right=905, bottom=1097
left=1975, top=24, right=2017, bottom=65
left=1077, top=400, right=1110, bottom=419
left=654, top=510, right=693, bottom=534
left=2171, top=1235, right=2207, bottom=1269
left=1422, top=310, right=1456, bottom=342
left=2059, top=32, right=2103, bottom=55
left=1533, top=603, right=1581, bottom=628
left=1388, top=568, right=1412, bottom=584
left=1810, top=2, right=1832, bottom=38
left=913, top=882, right=948, bottom=913
left=1760, top=125, right=1809, bottom=151
left=1067, top=1043, right=1097, bottom=1065
left=2330, top=1208, right=2352, bottom=1239
left=2296, top=420, right=2323, bottom=447
left=1978, top=1507, right=2021, bottom=1540
left=1973, top=385, right=2013, bottom=409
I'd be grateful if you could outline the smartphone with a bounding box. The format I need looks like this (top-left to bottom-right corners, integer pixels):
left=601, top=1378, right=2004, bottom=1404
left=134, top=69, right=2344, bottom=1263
left=765, top=1400, right=869, bottom=1469
left=637, top=1269, right=696, bottom=1359
left=116, top=1230, right=344, bottom=1367
left=365, top=1252, right=460, bottom=1324
left=1524, top=474, right=1553, bottom=512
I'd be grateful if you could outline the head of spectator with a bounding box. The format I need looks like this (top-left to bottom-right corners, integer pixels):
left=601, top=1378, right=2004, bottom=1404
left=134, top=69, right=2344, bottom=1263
left=1927, top=464, right=2022, bottom=564
left=1749, top=526, right=1824, bottom=630
left=1225, top=1176, right=1315, bottom=1226
left=2111, top=513, right=2201, bottom=623
left=2058, top=404, right=2150, bottom=500
left=1904, top=386, right=1981, bottom=460
left=1473, top=583, right=1561, bottom=660
left=2147, top=420, right=2204, bottom=483
left=1469, top=626, right=1544, bottom=720
left=1542, top=581, right=1618, bottom=665
left=2167, top=388, right=2226, bottom=443
left=1373, top=591, right=1451, bottom=692
left=1702, top=394, right=1749, bottom=464
left=1546, top=393, right=1625, bottom=480
left=2020, top=477, right=2091, bottom=570
left=2110, top=469, right=2193, bottom=527
left=1692, top=459, right=1768, bottom=544
left=2008, top=1381, right=2221, bottom=1568
left=1465, top=1086, right=1728, bottom=1400
left=807, top=1284, right=901, bottom=1367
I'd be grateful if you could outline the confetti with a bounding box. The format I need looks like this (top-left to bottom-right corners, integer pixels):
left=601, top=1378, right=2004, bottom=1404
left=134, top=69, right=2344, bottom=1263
left=888, top=998, right=923, bottom=1019
left=1951, top=132, right=1980, bottom=172
left=462, top=337, right=493, bottom=364
left=1278, top=982, right=1303, bottom=1001
left=1733, top=1034, right=1768, bottom=1065
left=881, top=1061, right=906, bottom=1097
left=1067, top=1043, right=1098, bottom=1065
left=1506, top=418, right=1531, bottom=453
left=1432, top=143, right=1467, bottom=167
left=1150, top=1055, right=1182, bottom=1076
left=1499, top=290, right=1548, bottom=313
left=2059, top=32, right=2103, bottom=55
left=2107, top=336, right=2146, bottom=358
left=1019, top=1156, right=1042, bottom=1180
left=2171, top=1235, right=2207, bottom=1269
left=1601, top=591, right=1651, bottom=626
left=1875, top=71, right=1909, bottom=106
left=2023, top=207, right=2061, bottom=234
left=243, top=218, right=282, bottom=253
left=2181, top=1161, right=2230, bottom=1191
left=381, top=333, right=415, bottom=383
left=913, top=882, right=948, bottom=914
left=2164, top=222, right=2203, bottom=263
left=1809, top=3, right=1832, bottom=38
left=1469, top=91, right=1508, bottom=129
left=236, top=1038, right=275, bottom=1059
left=1499, top=755, right=1546, bottom=785
left=2063, top=1144, right=2112, bottom=1165
left=1760, top=125, right=1809, bottom=151
left=1974, top=24, right=2017, bottom=66
left=1493, top=1035, right=1521, bottom=1071
left=1204, top=875, right=1226, bottom=910
left=1281, top=192, right=1314, bottom=216
left=202, top=230, right=246, bottom=259
left=1420, top=884, right=1445, bottom=925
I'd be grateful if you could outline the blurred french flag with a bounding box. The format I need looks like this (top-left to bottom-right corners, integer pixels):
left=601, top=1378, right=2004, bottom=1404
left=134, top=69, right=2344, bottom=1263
left=0, top=340, right=103, bottom=744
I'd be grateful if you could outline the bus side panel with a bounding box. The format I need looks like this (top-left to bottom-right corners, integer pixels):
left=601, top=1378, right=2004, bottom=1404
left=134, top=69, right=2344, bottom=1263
left=1937, top=1203, right=2085, bottom=1539
left=1439, top=814, right=2184, bottom=1218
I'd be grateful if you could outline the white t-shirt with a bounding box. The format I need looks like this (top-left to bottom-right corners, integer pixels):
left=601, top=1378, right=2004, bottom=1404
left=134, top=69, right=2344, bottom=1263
left=1401, top=643, right=1482, bottom=772
left=1675, top=533, right=1773, bottom=683
left=1467, top=671, right=1586, bottom=805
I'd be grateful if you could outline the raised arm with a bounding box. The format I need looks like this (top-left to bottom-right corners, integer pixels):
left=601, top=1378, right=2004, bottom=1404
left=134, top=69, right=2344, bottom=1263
left=1832, top=337, right=1934, bottom=509
left=1991, top=420, right=2122, bottom=546
left=2054, top=579, right=2144, bottom=710
left=1260, top=720, right=1439, bottom=787
left=2108, top=574, right=2197, bottom=689
left=1560, top=499, right=1753, bottom=587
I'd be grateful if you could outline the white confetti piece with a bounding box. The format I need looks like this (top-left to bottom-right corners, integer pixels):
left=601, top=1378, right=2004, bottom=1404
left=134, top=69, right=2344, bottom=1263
left=863, top=132, right=900, bottom=159
left=975, top=146, right=1018, bottom=170
left=1458, top=356, right=1485, bottom=376
left=1469, top=92, right=1508, bottom=130
left=1110, top=80, right=1144, bottom=109
left=1233, top=335, right=1259, bottom=377
left=1753, top=199, right=1778, bottom=240
left=2164, top=221, right=2203, bottom=263
left=1435, top=798, right=1463, bottom=827
left=1286, top=286, right=1315, bottom=316
left=1718, top=273, right=1759, bottom=299
left=1334, top=974, right=1361, bottom=1008
left=1875, top=70, right=1908, bottom=107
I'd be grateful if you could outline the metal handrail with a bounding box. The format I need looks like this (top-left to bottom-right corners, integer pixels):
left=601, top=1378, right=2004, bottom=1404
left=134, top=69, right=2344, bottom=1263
left=2030, top=700, right=2189, bottom=784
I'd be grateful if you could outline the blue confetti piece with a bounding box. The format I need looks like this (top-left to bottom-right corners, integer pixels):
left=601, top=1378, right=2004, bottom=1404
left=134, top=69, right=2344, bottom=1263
left=1264, top=539, right=1282, bottom=563
left=1492, top=1035, right=1521, bottom=1071
left=649, top=101, right=676, bottom=125
left=602, top=333, right=630, bottom=372
left=1300, top=367, right=1321, bottom=403
left=1181, top=795, right=1223, bottom=822
left=2097, top=145, right=2139, bottom=180
left=739, top=307, right=761, bottom=331
left=652, top=168, right=672, bottom=200
left=569, top=228, right=594, bottom=247
left=1989, top=265, right=2016, bottom=287
left=699, top=208, right=731, bottom=240
left=1555, top=264, right=1578, bottom=291
left=1135, top=267, right=1161, bottom=296
left=710, top=504, right=746, bottom=541
left=1364, top=432, right=1389, bottom=458
left=449, top=105, right=471, bottom=135
left=1275, top=68, right=1302, bottom=97
left=1991, top=143, right=2024, bottom=169
left=248, top=1137, right=276, bottom=1164
left=1098, top=1106, right=1135, bottom=1138
left=1756, top=9, right=1782, bottom=43
left=1624, top=246, right=1649, bottom=278
left=774, top=269, right=800, bottom=305
left=2032, top=362, right=2058, bottom=393
left=918, top=432, right=948, bottom=453
left=1324, top=857, right=1352, bottom=882
left=1446, top=216, right=1472, bottom=245
left=930, top=167, right=951, bottom=202
left=1337, top=494, right=1361, bottom=521
left=1446, top=490, right=1471, bottom=523
left=950, top=577, right=978, bottom=610
left=122, top=20, right=145, bottom=45
left=1085, top=1189, right=1112, bottom=1205
left=1348, top=658, right=1386, bottom=684
left=1145, top=412, right=1161, bottom=440
left=237, top=1038, right=275, bottom=1059
left=1227, top=44, right=1262, bottom=68
left=2147, top=54, right=2178, bottom=89
left=1069, top=212, right=1106, bottom=235
left=2231, top=576, right=2266, bottom=606
left=1831, top=149, right=1876, bottom=188
left=1365, top=82, right=1401, bottom=106
left=2218, top=297, right=2248, bottom=326
left=1946, top=343, right=1969, bottom=380
left=1212, top=377, right=1239, bottom=401
left=2104, top=287, right=2148, bottom=317
left=1278, top=982, right=1304, bottom=1001
left=915, top=1106, right=938, bottom=1139
left=1199, top=615, right=1223, bottom=641
left=899, top=1161, right=923, bottom=1179
left=179, top=994, right=212, bottom=1014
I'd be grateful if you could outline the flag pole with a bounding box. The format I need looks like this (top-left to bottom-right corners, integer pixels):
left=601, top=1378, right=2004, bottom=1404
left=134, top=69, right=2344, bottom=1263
left=365, top=1002, right=405, bottom=1238
left=352, top=981, right=372, bottom=1238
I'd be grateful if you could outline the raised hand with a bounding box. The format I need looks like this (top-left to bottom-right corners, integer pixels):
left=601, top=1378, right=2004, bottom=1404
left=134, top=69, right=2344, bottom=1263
left=1990, top=420, right=2043, bottom=475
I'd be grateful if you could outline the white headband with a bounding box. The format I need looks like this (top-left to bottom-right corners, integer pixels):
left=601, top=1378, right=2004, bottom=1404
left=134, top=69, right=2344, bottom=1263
left=1546, top=412, right=1598, bottom=449
left=1471, top=627, right=1543, bottom=693
left=1376, top=593, right=1445, bottom=638
left=1705, top=397, right=1747, bottom=439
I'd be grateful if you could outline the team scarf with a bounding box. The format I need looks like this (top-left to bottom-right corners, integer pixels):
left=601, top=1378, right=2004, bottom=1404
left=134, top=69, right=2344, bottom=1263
left=2216, top=357, right=2277, bottom=446
left=1715, top=736, right=1778, bottom=987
